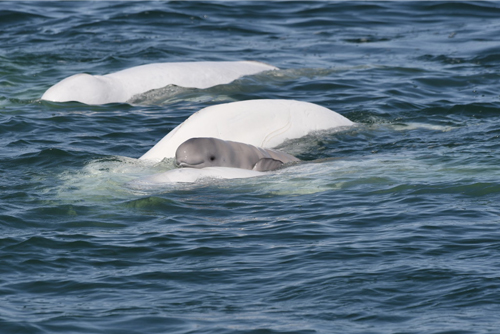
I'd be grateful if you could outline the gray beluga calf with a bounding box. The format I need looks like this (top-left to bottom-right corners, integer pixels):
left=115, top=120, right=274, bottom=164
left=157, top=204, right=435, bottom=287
left=175, top=137, right=300, bottom=172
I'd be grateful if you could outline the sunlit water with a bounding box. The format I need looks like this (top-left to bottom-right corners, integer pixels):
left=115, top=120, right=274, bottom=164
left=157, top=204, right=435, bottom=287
left=2, top=2, right=500, bottom=333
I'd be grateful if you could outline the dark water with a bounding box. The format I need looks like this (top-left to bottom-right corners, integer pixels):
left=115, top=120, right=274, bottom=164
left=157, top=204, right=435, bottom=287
left=2, top=1, right=500, bottom=333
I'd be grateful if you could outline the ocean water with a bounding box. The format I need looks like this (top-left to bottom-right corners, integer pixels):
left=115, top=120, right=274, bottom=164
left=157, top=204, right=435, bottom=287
left=2, top=1, right=500, bottom=333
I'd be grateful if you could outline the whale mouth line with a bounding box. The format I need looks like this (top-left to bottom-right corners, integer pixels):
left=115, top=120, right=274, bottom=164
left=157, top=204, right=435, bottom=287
left=176, top=161, right=204, bottom=168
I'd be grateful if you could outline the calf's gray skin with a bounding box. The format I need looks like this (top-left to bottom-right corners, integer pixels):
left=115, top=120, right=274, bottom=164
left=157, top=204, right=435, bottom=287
left=175, top=137, right=299, bottom=172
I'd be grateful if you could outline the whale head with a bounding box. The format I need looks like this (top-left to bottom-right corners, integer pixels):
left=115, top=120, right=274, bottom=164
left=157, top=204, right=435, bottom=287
left=41, top=73, right=118, bottom=105
left=175, top=137, right=236, bottom=169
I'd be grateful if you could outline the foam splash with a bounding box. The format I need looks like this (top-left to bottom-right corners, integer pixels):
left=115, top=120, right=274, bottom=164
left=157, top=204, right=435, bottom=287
left=51, top=153, right=421, bottom=201
left=390, top=122, right=457, bottom=132
left=128, top=167, right=265, bottom=189
left=51, top=116, right=477, bottom=202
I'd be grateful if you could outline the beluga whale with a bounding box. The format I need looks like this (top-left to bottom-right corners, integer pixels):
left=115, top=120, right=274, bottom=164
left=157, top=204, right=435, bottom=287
left=140, top=99, right=354, bottom=162
left=41, top=61, right=277, bottom=105
left=175, top=137, right=300, bottom=172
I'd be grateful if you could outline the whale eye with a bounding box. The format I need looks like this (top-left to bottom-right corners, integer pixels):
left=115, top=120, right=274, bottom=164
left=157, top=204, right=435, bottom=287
left=210, top=156, right=215, bottom=161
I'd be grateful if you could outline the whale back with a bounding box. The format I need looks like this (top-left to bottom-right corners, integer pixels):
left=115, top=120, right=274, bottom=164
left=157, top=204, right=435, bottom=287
left=140, top=99, right=354, bottom=162
left=108, top=61, right=276, bottom=94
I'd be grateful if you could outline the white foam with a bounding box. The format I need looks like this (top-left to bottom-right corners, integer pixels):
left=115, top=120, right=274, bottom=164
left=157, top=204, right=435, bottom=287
left=129, top=167, right=265, bottom=187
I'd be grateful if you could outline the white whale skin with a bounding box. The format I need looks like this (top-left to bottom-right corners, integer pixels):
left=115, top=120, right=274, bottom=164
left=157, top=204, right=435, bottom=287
left=41, top=61, right=278, bottom=105
left=140, top=99, right=354, bottom=162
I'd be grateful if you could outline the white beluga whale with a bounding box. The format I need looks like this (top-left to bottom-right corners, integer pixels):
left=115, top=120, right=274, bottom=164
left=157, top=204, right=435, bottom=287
left=139, top=99, right=354, bottom=162
left=175, top=137, right=300, bottom=172
left=41, top=61, right=277, bottom=105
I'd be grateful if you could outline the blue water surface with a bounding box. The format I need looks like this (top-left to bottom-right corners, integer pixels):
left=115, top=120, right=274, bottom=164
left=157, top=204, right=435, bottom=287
left=2, top=1, right=500, bottom=333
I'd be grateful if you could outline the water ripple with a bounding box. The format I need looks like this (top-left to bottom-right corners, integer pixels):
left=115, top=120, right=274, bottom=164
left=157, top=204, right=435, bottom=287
left=2, top=1, right=500, bottom=334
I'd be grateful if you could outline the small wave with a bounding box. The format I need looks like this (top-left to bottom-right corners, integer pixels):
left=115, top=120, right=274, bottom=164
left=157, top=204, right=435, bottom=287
left=127, top=66, right=371, bottom=106
left=127, top=84, right=231, bottom=106
left=0, top=10, right=48, bottom=27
